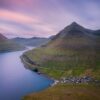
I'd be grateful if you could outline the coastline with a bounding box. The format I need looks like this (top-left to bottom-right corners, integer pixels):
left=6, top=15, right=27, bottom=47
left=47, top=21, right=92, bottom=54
left=21, top=54, right=100, bottom=86
left=20, top=54, right=56, bottom=86
left=20, top=50, right=100, bottom=100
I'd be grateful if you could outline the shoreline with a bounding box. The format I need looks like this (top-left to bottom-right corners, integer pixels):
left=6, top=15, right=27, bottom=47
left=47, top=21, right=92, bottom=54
left=20, top=54, right=57, bottom=87
left=21, top=54, right=100, bottom=86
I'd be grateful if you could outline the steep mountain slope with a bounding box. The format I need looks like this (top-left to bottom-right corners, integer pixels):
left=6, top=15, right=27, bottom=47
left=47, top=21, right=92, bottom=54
left=0, top=33, right=25, bottom=52
left=22, top=22, right=100, bottom=79
left=11, top=37, right=49, bottom=47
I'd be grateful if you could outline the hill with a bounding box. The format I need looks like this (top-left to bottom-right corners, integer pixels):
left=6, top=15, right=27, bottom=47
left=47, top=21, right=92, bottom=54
left=11, top=37, right=49, bottom=47
left=21, top=22, right=100, bottom=100
left=0, top=33, right=25, bottom=53
left=22, top=22, right=100, bottom=79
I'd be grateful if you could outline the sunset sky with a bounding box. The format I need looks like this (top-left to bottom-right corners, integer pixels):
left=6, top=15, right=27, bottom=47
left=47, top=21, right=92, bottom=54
left=0, top=0, right=100, bottom=38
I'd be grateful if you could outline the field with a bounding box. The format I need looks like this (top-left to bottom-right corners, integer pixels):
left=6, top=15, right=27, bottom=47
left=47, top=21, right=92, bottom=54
left=22, top=84, right=100, bottom=100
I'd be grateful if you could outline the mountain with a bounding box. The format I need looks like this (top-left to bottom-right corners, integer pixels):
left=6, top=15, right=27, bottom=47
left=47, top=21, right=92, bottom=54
left=11, top=37, right=49, bottom=47
left=45, top=22, right=100, bottom=49
left=22, top=22, right=100, bottom=79
left=0, top=33, right=7, bottom=41
left=0, top=33, right=25, bottom=53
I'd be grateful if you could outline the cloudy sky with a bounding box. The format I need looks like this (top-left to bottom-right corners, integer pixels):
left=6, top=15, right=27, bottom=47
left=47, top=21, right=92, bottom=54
left=0, top=0, right=100, bottom=38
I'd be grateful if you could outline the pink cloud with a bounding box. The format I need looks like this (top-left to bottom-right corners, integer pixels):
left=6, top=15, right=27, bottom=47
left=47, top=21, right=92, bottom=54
left=0, top=9, right=39, bottom=24
left=0, top=9, right=56, bottom=38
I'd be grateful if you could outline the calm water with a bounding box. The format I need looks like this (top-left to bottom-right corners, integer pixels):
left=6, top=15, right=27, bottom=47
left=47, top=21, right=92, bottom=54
left=0, top=49, right=53, bottom=100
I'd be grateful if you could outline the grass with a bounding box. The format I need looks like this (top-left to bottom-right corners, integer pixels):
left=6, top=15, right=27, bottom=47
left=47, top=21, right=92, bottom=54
left=22, top=84, right=100, bottom=100
left=21, top=27, right=100, bottom=100
left=23, top=45, right=100, bottom=79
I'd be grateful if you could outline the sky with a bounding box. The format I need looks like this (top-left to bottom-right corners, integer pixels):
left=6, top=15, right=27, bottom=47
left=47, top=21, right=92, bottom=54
left=0, top=0, right=100, bottom=38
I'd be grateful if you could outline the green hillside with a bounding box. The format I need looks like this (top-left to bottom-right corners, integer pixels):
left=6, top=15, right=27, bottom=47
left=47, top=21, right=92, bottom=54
left=22, top=22, right=100, bottom=79
left=21, top=22, right=100, bottom=100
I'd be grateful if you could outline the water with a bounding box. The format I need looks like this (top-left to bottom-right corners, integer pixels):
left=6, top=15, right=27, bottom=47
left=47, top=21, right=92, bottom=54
left=0, top=49, right=53, bottom=100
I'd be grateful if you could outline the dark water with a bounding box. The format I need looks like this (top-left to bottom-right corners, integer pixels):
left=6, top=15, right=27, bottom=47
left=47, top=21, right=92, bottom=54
left=0, top=49, right=53, bottom=100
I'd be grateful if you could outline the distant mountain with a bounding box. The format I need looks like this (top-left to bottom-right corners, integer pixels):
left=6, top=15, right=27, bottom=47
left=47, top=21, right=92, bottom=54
left=0, top=33, right=7, bottom=41
left=0, top=33, right=25, bottom=53
left=11, top=37, right=49, bottom=47
left=22, top=22, right=100, bottom=79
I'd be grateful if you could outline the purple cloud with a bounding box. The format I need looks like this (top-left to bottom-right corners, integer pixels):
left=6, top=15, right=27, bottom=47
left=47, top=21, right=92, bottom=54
left=0, top=0, right=100, bottom=38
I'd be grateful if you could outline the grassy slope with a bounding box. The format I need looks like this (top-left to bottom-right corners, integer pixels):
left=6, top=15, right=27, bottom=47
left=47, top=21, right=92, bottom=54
left=23, top=84, right=100, bottom=100
left=22, top=29, right=100, bottom=100
left=24, top=36, right=100, bottom=79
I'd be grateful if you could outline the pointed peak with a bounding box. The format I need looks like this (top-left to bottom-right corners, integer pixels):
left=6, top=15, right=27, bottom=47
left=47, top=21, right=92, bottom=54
left=67, top=22, right=84, bottom=29
left=70, top=22, right=80, bottom=26
left=59, top=22, right=86, bottom=37
left=71, top=21, right=78, bottom=24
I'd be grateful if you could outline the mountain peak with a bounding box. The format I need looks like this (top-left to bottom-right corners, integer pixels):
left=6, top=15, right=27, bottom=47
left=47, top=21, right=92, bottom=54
left=69, top=22, right=82, bottom=28
left=53, top=22, right=87, bottom=39
left=65, top=22, right=85, bottom=32
left=71, top=22, right=78, bottom=25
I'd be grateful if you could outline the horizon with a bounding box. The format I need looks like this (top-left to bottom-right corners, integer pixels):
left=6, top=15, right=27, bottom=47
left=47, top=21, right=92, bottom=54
left=0, top=0, right=100, bottom=38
